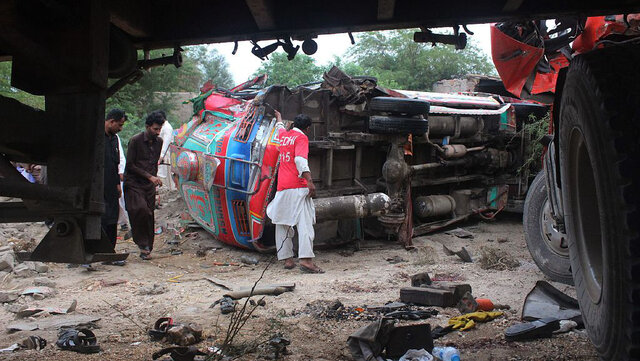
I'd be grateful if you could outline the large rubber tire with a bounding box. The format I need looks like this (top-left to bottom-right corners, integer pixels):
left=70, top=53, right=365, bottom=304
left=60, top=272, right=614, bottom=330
left=368, top=115, right=428, bottom=135
left=523, top=171, right=573, bottom=285
left=559, top=45, right=640, bottom=361
left=369, top=97, right=430, bottom=116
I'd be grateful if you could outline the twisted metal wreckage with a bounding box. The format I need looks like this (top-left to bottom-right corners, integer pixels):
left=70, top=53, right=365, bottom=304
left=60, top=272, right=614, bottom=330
left=171, top=67, right=547, bottom=251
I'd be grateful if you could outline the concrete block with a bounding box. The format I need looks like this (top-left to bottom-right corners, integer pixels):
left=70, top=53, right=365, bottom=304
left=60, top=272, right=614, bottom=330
left=0, top=290, right=19, bottom=303
left=33, top=262, right=48, bottom=273
left=431, top=282, right=472, bottom=304
left=411, top=272, right=432, bottom=287
left=0, top=252, right=15, bottom=271
left=400, top=287, right=455, bottom=307
left=13, top=263, right=34, bottom=278
left=33, top=277, right=56, bottom=287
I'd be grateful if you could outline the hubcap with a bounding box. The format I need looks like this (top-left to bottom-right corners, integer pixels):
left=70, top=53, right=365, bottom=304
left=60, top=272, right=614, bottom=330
left=568, top=128, right=603, bottom=303
left=540, top=200, right=569, bottom=257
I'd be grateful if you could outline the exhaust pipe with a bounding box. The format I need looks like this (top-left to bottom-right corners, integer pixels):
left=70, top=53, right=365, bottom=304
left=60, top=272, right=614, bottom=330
left=314, top=193, right=391, bottom=222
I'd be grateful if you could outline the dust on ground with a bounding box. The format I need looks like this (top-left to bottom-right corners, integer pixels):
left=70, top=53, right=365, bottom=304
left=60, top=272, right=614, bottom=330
left=0, top=190, right=597, bottom=360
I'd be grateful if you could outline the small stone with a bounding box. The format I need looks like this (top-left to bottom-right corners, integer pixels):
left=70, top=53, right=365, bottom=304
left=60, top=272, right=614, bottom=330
left=240, top=255, right=259, bottom=265
left=0, top=290, right=19, bottom=303
left=0, top=252, right=15, bottom=271
left=33, top=262, right=48, bottom=273
left=13, top=263, right=34, bottom=278
left=497, top=237, right=508, bottom=243
left=137, top=283, right=167, bottom=295
left=33, top=277, right=56, bottom=287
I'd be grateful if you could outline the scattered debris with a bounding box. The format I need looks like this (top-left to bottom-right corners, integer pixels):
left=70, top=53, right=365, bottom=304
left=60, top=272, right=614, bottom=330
left=448, top=311, right=503, bottom=331
left=15, top=299, right=77, bottom=318
left=240, top=255, right=259, bottom=265
left=0, top=290, right=19, bottom=303
left=522, top=281, right=582, bottom=324
left=347, top=318, right=394, bottom=361
left=249, top=298, right=266, bottom=307
left=505, top=317, right=560, bottom=341
left=479, top=246, right=520, bottom=270
left=148, top=317, right=175, bottom=341
left=386, top=255, right=407, bottom=264
left=410, top=272, right=432, bottom=287
left=21, top=286, right=55, bottom=299
left=0, top=335, right=47, bottom=353
left=456, top=291, right=478, bottom=314
left=152, top=346, right=207, bottom=361
left=399, top=348, right=434, bottom=361
left=554, top=320, right=578, bottom=334
left=442, top=245, right=473, bottom=263
left=401, top=282, right=471, bottom=307
left=137, top=283, right=168, bottom=295
left=497, top=237, right=508, bottom=243
left=212, top=296, right=237, bottom=314
left=266, top=333, right=291, bottom=359
left=205, top=277, right=233, bottom=291
left=33, top=277, right=56, bottom=287
left=166, top=323, right=203, bottom=346
left=386, top=323, right=433, bottom=359
left=223, top=283, right=295, bottom=300
left=445, top=227, right=474, bottom=239
left=56, top=328, right=101, bottom=354
left=8, top=314, right=101, bottom=332
left=431, top=273, right=465, bottom=282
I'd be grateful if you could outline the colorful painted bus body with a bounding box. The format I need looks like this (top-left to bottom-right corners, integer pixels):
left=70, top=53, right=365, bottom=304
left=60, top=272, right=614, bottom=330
left=170, top=89, right=279, bottom=251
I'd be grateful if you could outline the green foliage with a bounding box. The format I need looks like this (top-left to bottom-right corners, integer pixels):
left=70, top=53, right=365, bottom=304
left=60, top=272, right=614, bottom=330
left=518, top=111, right=551, bottom=175
left=253, top=53, right=325, bottom=87
left=107, top=45, right=232, bottom=147
left=346, top=29, right=496, bottom=90
left=0, top=62, right=45, bottom=109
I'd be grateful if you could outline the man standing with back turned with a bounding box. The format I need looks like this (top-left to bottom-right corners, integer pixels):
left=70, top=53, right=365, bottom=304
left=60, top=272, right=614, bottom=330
left=103, top=109, right=126, bottom=265
left=124, top=111, right=164, bottom=260
left=266, top=111, right=323, bottom=273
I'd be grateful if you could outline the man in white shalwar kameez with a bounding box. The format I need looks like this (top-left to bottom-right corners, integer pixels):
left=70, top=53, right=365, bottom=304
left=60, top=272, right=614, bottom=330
left=266, top=111, right=323, bottom=273
left=116, top=134, right=130, bottom=230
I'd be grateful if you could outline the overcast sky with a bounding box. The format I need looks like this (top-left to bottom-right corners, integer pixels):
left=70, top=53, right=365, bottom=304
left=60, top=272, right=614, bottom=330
left=208, top=24, right=493, bottom=84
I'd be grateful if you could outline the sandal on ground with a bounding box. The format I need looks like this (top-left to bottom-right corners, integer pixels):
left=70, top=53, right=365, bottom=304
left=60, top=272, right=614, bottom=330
left=300, top=264, right=325, bottom=274
left=505, top=317, right=560, bottom=341
left=20, top=335, right=47, bottom=350
left=56, top=328, right=100, bottom=354
left=148, top=317, right=175, bottom=341
left=152, top=346, right=206, bottom=361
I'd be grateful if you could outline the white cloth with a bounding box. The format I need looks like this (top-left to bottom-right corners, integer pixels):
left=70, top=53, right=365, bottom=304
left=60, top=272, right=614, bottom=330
left=116, top=135, right=129, bottom=226
left=266, top=187, right=316, bottom=260
left=294, top=156, right=310, bottom=177
left=158, top=121, right=174, bottom=179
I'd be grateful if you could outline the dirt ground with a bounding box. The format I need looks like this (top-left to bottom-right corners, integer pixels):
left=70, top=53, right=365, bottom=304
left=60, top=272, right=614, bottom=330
left=0, top=190, right=598, bottom=361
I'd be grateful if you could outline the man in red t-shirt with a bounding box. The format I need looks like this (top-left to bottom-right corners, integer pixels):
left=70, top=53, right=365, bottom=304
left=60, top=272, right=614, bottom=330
left=266, top=111, right=323, bottom=273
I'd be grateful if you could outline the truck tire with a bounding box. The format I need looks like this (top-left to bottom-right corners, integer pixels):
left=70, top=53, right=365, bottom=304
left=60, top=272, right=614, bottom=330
left=523, top=171, right=573, bottom=285
left=368, top=115, right=428, bottom=135
left=369, top=97, right=430, bottom=116
left=559, top=45, right=640, bottom=361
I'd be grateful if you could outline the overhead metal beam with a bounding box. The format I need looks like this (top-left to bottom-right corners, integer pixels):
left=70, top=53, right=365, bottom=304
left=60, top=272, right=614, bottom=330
left=245, top=0, right=276, bottom=30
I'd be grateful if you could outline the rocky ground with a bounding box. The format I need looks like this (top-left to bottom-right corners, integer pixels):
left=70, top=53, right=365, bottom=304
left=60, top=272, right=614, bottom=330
left=0, top=190, right=597, bottom=360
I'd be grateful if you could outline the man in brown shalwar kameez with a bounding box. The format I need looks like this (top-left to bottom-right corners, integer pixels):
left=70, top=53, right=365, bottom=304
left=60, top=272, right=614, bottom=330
left=124, top=111, right=165, bottom=260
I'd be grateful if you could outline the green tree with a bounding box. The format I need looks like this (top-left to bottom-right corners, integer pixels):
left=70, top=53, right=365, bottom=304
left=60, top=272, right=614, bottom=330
left=253, top=52, right=324, bottom=87
left=191, top=46, right=234, bottom=88
left=346, top=29, right=495, bottom=90
left=108, top=46, right=232, bottom=146
left=0, top=62, right=45, bottom=109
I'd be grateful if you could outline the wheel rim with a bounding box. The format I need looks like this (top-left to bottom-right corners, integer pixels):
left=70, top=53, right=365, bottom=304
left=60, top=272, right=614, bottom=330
left=540, top=199, right=569, bottom=257
left=568, top=128, right=603, bottom=303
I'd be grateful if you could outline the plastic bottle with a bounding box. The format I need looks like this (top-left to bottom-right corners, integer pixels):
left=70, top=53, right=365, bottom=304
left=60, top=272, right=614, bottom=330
left=432, top=346, right=461, bottom=361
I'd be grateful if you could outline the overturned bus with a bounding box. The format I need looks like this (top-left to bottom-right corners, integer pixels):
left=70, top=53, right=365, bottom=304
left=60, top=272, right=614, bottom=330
left=169, top=67, right=547, bottom=251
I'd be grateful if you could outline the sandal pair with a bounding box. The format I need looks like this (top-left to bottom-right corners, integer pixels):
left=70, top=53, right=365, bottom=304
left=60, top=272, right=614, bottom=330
left=152, top=346, right=206, bottom=361
left=56, top=328, right=100, bottom=354
left=148, top=317, right=175, bottom=340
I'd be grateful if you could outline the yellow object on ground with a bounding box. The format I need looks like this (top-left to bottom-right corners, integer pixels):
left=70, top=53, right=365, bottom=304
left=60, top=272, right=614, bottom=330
left=448, top=311, right=503, bottom=331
